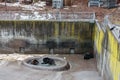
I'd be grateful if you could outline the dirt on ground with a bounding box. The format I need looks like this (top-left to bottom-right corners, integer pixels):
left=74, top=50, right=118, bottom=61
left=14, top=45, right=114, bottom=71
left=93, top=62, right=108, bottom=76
left=0, top=0, right=119, bottom=21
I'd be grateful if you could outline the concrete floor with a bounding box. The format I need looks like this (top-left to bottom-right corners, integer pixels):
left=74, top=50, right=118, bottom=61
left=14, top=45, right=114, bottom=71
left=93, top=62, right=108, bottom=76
left=0, top=54, right=102, bottom=80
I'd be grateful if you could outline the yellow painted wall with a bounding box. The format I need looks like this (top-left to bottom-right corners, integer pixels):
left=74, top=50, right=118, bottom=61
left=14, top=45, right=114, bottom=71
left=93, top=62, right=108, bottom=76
left=115, top=60, right=120, bottom=80
left=94, top=24, right=120, bottom=80
left=108, top=30, right=118, bottom=58
left=94, top=24, right=104, bottom=54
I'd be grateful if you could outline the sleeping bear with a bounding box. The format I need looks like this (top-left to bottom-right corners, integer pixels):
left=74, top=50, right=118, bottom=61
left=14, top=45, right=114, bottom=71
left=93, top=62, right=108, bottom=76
left=31, top=59, right=39, bottom=65
left=42, top=57, right=56, bottom=65
left=84, top=52, right=94, bottom=60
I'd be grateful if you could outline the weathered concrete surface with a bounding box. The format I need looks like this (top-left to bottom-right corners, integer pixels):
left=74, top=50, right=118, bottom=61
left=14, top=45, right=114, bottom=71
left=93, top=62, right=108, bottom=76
left=0, top=54, right=103, bottom=80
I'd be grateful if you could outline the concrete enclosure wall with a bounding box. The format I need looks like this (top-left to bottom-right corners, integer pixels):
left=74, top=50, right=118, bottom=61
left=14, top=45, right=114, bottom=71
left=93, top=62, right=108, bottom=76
left=0, top=21, right=94, bottom=54
left=94, top=20, right=120, bottom=80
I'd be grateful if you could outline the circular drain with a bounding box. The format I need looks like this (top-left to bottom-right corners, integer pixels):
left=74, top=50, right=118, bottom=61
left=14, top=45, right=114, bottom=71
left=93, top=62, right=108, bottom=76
left=22, top=56, right=70, bottom=71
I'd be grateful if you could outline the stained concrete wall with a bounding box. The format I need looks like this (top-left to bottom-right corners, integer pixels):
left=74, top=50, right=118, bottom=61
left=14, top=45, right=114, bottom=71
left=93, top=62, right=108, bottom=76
left=0, top=21, right=94, bottom=54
